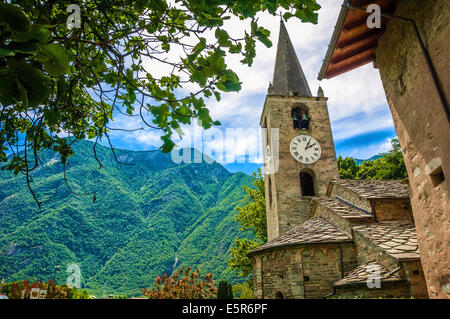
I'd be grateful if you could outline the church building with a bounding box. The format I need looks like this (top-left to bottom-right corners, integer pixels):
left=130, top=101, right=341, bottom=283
left=248, top=20, right=428, bottom=299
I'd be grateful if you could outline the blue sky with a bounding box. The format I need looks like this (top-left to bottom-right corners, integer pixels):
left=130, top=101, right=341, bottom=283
left=102, top=0, right=397, bottom=163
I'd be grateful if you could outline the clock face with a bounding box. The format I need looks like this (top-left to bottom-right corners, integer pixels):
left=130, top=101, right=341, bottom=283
left=290, top=135, right=321, bottom=164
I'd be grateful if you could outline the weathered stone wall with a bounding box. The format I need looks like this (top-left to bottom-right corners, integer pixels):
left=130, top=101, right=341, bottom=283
left=353, top=230, right=399, bottom=270
left=252, top=243, right=357, bottom=299
left=302, top=243, right=357, bottom=298
left=313, top=201, right=372, bottom=235
left=329, top=183, right=372, bottom=212
left=334, top=281, right=412, bottom=299
left=371, top=199, right=413, bottom=221
left=376, top=0, right=450, bottom=298
left=261, top=94, right=339, bottom=240
left=402, top=260, right=429, bottom=299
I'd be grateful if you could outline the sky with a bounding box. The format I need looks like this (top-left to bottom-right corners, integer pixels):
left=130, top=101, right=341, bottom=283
left=105, top=0, right=397, bottom=164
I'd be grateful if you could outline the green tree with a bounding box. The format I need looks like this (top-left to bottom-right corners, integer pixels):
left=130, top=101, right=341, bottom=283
left=337, top=155, right=359, bottom=179
left=217, top=280, right=233, bottom=299
left=356, top=160, right=377, bottom=179
left=229, top=168, right=266, bottom=277
left=232, top=280, right=253, bottom=299
left=337, top=138, right=408, bottom=180
left=372, top=138, right=408, bottom=180
left=0, top=1, right=320, bottom=206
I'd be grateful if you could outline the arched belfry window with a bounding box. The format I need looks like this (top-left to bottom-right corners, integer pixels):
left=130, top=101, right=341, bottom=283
left=291, top=105, right=310, bottom=130
left=300, top=172, right=315, bottom=196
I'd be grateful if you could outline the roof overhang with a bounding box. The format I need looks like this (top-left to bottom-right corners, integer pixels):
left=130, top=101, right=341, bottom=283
left=318, top=0, right=398, bottom=80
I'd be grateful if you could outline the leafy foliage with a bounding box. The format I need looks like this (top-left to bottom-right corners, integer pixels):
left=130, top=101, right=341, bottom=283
left=1, top=278, right=90, bottom=299
left=337, top=138, right=408, bottom=180
left=142, top=266, right=216, bottom=299
left=228, top=168, right=266, bottom=277
left=0, top=140, right=251, bottom=296
left=0, top=0, right=320, bottom=206
left=232, top=280, right=253, bottom=299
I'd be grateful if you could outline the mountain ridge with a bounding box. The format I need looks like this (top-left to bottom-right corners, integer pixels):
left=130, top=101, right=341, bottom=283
left=0, top=140, right=251, bottom=296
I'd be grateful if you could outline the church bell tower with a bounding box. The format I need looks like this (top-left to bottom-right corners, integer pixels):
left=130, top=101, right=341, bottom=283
left=261, top=21, right=339, bottom=241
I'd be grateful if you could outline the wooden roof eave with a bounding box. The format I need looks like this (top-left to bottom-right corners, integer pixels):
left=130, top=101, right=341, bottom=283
left=318, top=1, right=350, bottom=80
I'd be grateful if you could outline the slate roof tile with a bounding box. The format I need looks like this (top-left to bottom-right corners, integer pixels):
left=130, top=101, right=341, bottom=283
left=315, top=197, right=373, bottom=219
left=331, top=179, right=410, bottom=199
left=353, top=221, right=420, bottom=260
left=249, top=217, right=351, bottom=254
left=334, top=261, right=402, bottom=286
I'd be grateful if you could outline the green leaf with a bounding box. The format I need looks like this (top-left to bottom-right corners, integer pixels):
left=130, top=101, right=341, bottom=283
left=16, top=62, right=50, bottom=107
left=215, top=28, right=231, bottom=47
left=6, top=41, right=38, bottom=55
left=36, top=43, right=71, bottom=76
left=160, top=134, right=175, bottom=153
left=13, top=25, right=51, bottom=43
left=0, top=69, right=18, bottom=107
left=0, top=3, right=30, bottom=32
left=0, top=48, right=15, bottom=57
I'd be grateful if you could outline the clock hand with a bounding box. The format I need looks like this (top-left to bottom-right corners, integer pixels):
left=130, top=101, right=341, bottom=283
left=305, top=138, right=311, bottom=150
left=306, top=143, right=316, bottom=150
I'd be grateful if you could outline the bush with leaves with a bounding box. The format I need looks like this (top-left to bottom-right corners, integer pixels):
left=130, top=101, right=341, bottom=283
left=337, top=138, right=408, bottom=180
left=0, top=0, right=320, bottom=207
left=142, top=266, right=216, bottom=299
left=229, top=168, right=266, bottom=277
left=2, top=279, right=67, bottom=299
left=1, top=279, right=91, bottom=299
left=232, top=280, right=253, bottom=299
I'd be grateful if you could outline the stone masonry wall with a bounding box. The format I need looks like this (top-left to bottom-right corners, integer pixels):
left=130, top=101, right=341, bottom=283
left=253, top=243, right=357, bottom=299
left=334, top=281, right=411, bottom=299
left=371, top=199, right=414, bottom=221
left=302, top=243, right=357, bottom=298
left=313, top=201, right=372, bottom=235
left=329, top=183, right=372, bottom=212
left=402, top=260, right=429, bottom=299
left=353, top=230, right=400, bottom=270
left=376, top=0, right=450, bottom=298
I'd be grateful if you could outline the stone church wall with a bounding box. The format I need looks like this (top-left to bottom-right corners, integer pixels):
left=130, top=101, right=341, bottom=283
left=302, top=243, right=357, bottom=298
left=334, top=281, right=411, bottom=299
left=376, top=0, right=450, bottom=298
left=402, top=260, right=429, bottom=299
left=329, top=184, right=372, bottom=212
left=353, top=230, right=399, bottom=270
left=252, top=243, right=357, bottom=299
left=371, top=198, right=413, bottom=221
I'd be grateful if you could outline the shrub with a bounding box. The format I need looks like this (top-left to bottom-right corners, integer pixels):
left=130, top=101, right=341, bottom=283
left=142, top=267, right=216, bottom=299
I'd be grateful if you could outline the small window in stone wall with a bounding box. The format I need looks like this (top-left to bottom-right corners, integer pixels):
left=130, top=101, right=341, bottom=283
left=430, top=166, right=445, bottom=187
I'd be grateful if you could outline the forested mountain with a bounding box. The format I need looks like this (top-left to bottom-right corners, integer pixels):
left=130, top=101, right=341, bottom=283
left=0, top=140, right=251, bottom=296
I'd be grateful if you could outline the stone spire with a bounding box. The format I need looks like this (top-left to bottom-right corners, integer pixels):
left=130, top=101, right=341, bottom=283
left=270, top=20, right=312, bottom=97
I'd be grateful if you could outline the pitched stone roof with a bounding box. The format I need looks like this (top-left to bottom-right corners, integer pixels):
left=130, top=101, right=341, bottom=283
left=331, top=179, right=410, bottom=199
left=315, top=197, right=373, bottom=219
left=334, top=261, right=402, bottom=287
left=249, top=217, right=351, bottom=255
left=270, top=20, right=312, bottom=97
left=353, top=221, right=420, bottom=260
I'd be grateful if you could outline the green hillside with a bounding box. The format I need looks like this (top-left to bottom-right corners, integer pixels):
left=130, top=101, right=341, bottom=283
left=0, top=140, right=252, bottom=296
